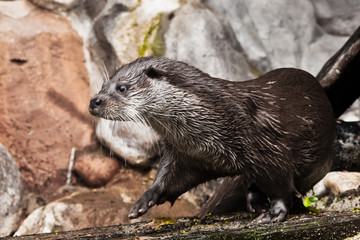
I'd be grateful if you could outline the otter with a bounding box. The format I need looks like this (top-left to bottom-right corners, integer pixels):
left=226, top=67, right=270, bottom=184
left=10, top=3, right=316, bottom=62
left=89, top=56, right=334, bottom=223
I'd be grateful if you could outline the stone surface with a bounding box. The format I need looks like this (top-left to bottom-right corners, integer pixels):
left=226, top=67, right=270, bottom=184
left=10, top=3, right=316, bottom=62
left=312, top=0, right=360, bottom=36
left=73, top=153, right=120, bottom=187
left=106, top=0, right=180, bottom=64
left=164, top=2, right=255, bottom=81
left=202, top=0, right=352, bottom=77
left=95, top=119, right=160, bottom=167
left=0, top=0, right=93, bottom=194
left=201, top=0, right=270, bottom=74
left=15, top=172, right=199, bottom=236
left=237, top=0, right=315, bottom=71
left=0, top=143, right=23, bottom=237
left=310, top=171, right=360, bottom=211
left=333, top=120, right=360, bottom=171
left=301, top=33, right=348, bottom=77
left=29, top=0, right=81, bottom=12
left=313, top=171, right=360, bottom=197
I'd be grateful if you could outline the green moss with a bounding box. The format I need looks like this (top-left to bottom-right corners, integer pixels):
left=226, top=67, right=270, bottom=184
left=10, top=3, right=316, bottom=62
left=139, top=13, right=164, bottom=57
left=248, top=61, right=262, bottom=77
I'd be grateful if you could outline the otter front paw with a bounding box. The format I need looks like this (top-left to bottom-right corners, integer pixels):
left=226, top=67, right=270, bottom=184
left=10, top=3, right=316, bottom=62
left=129, top=186, right=165, bottom=219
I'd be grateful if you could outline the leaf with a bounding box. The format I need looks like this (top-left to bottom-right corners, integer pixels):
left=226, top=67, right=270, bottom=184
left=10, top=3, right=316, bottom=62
left=308, top=196, right=319, bottom=202
left=303, top=197, right=311, bottom=207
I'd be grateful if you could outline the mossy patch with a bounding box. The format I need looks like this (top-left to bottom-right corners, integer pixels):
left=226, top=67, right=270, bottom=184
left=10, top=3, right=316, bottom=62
left=138, top=13, right=164, bottom=57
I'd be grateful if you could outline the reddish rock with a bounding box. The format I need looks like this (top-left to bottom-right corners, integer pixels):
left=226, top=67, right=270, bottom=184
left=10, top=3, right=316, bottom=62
left=0, top=0, right=93, bottom=194
left=73, top=154, right=120, bottom=187
left=15, top=172, right=200, bottom=236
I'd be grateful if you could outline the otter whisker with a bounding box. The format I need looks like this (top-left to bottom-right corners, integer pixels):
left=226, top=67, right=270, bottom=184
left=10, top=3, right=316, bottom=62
left=101, top=60, right=110, bottom=82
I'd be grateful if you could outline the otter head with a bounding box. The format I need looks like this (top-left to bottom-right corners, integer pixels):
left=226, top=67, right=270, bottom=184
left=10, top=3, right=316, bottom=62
left=89, top=57, right=175, bottom=123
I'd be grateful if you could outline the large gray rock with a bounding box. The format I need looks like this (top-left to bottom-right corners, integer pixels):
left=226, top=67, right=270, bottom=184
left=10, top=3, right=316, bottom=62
left=243, top=0, right=316, bottom=72
left=203, top=0, right=315, bottom=72
left=202, top=0, right=352, bottom=77
left=312, top=0, right=360, bottom=36
left=201, top=0, right=270, bottom=73
left=164, top=2, right=255, bottom=81
left=301, top=33, right=348, bottom=77
left=0, top=143, right=23, bottom=237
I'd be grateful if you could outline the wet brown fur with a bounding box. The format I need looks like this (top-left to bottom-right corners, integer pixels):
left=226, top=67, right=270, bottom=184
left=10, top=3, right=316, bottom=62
left=89, top=56, right=335, bottom=222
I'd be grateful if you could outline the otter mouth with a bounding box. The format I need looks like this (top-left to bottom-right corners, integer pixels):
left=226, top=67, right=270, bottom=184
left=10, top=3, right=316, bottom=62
left=88, top=106, right=101, bottom=117
left=88, top=105, right=125, bottom=121
left=88, top=107, right=116, bottom=120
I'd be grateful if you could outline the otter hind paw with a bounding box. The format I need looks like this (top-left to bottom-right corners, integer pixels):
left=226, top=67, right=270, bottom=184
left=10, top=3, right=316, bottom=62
left=252, top=198, right=288, bottom=224
left=129, top=187, right=162, bottom=219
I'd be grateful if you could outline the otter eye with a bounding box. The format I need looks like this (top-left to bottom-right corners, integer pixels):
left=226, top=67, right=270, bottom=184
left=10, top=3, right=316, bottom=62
left=116, top=85, right=127, bottom=93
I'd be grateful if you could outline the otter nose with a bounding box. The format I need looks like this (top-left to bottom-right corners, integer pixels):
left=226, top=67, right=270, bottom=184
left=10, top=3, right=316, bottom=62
left=89, top=97, right=103, bottom=110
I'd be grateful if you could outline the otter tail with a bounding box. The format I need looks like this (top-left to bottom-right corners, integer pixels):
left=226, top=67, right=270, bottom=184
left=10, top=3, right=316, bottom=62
left=197, top=176, right=248, bottom=217
left=317, top=26, right=360, bottom=118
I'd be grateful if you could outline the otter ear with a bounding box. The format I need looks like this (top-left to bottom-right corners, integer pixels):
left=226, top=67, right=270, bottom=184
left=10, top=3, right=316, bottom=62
left=145, top=67, right=166, bottom=79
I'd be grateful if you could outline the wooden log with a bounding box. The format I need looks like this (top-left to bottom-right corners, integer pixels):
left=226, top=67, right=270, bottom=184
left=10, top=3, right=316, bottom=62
left=4, top=212, right=360, bottom=239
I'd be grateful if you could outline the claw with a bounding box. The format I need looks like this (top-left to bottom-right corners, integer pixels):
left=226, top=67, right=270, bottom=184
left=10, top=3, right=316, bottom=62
left=148, top=200, right=155, bottom=207
left=129, top=186, right=163, bottom=219
left=252, top=212, right=272, bottom=224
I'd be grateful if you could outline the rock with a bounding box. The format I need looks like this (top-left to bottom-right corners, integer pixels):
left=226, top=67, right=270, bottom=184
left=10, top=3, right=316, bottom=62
left=203, top=0, right=352, bottom=77
left=73, top=153, right=120, bottom=187
left=311, top=171, right=360, bottom=211
left=313, top=171, right=360, bottom=197
left=242, top=0, right=316, bottom=70
left=0, top=143, right=23, bottom=237
left=80, top=0, right=180, bottom=76
left=0, top=0, right=93, bottom=194
left=301, top=33, right=348, bottom=78
left=164, top=2, right=255, bottom=81
left=95, top=119, right=160, bottom=167
left=312, top=0, right=360, bottom=36
left=104, top=0, right=180, bottom=64
left=15, top=188, right=131, bottom=236
left=201, top=0, right=271, bottom=74
left=340, top=100, right=360, bottom=122
left=332, top=120, right=360, bottom=171
left=28, top=0, right=81, bottom=12
left=15, top=179, right=199, bottom=235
